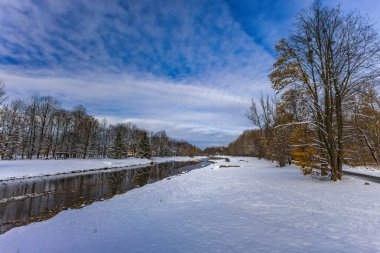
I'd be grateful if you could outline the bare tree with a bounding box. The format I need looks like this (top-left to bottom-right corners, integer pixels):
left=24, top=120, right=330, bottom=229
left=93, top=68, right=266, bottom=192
left=246, top=94, right=276, bottom=160
left=352, top=86, right=380, bottom=165
left=35, top=96, right=58, bottom=158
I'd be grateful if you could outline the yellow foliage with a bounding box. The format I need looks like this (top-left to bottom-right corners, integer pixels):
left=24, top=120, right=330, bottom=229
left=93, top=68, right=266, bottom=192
left=293, top=146, right=317, bottom=168
left=289, top=125, right=319, bottom=174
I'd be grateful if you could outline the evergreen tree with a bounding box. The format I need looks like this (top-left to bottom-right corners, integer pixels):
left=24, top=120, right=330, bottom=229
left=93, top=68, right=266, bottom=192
left=110, top=128, right=126, bottom=159
left=137, top=132, right=151, bottom=159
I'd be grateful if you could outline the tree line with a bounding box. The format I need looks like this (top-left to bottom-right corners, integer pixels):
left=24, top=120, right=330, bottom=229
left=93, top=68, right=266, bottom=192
left=0, top=83, right=200, bottom=160
left=211, top=2, right=380, bottom=181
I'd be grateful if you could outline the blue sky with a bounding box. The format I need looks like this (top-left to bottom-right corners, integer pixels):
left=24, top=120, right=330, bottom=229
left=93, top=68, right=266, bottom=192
left=1, top=0, right=380, bottom=148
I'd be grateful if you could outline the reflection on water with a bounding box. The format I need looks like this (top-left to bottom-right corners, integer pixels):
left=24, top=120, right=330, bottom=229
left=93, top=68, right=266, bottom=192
left=0, top=159, right=209, bottom=234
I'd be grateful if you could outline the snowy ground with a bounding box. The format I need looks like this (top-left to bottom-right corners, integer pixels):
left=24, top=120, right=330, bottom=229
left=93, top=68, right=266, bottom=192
left=0, top=156, right=203, bottom=181
left=0, top=157, right=379, bottom=253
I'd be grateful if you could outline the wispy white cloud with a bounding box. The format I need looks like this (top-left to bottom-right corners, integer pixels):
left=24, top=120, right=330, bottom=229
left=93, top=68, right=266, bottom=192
left=0, top=0, right=279, bottom=148
left=0, top=0, right=274, bottom=77
left=96, top=116, right=242, bottom=147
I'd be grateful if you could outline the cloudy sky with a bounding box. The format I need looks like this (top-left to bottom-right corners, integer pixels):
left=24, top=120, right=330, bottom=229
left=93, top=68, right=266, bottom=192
left=1, top=0, right=380, bottom=148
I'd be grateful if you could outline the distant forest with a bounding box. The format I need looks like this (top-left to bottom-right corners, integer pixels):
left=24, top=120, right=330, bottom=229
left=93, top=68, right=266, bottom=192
left=0, top=83, right=200, bottom=160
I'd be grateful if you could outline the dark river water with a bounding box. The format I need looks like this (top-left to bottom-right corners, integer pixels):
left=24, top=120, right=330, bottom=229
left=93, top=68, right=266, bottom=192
left=0, top=159, right=211, bottom=234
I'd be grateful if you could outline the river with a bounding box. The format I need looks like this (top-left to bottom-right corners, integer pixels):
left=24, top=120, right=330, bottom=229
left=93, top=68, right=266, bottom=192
left=0, top=159, right=211, bottom=234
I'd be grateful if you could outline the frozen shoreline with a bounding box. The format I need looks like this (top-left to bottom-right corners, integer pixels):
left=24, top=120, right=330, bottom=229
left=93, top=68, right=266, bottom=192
left=0, top=156, right=204, bottom=181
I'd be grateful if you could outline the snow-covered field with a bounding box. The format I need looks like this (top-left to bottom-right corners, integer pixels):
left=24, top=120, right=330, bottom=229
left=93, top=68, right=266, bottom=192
left=0, top=156, right=202, bottom=181
left=0, top=157, right=379, bottom=253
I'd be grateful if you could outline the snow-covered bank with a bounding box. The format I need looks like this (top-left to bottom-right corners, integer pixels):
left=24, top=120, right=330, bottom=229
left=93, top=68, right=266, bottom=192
left=344, top=165, right=380, bottom=177
left=1, top=157, right=379, bottom=253
left=0, top=156, right=203, bottom=181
